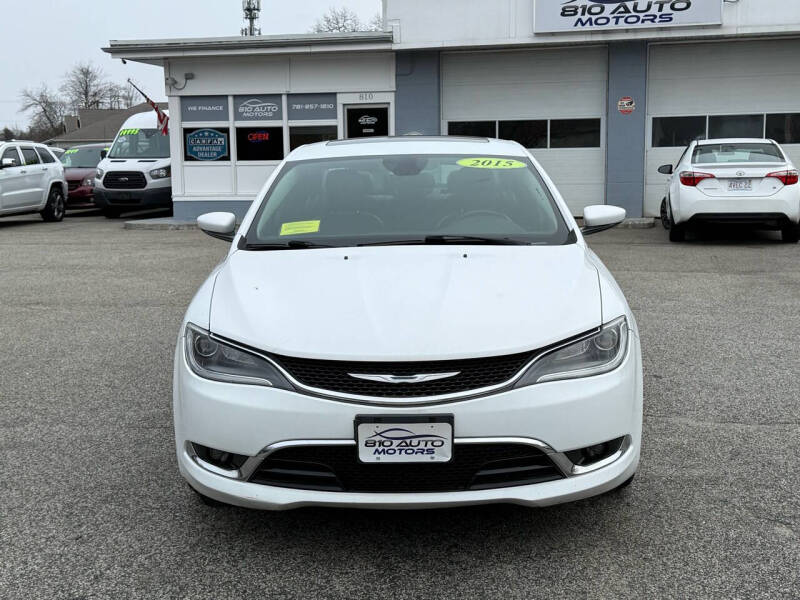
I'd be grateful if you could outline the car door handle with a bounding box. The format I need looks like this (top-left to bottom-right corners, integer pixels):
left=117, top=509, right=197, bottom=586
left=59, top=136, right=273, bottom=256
left=40, top=167, right=48, bottom=171
left=19, top=169, right=26, bottom=174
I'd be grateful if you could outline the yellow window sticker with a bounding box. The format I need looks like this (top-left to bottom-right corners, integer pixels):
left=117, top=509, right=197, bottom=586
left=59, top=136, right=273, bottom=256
left=64, top=149, right=78, bottom=154
left=119, top=128, right=140, bottom=136
left=280, top=220, right=321, bottom=236
left=457, top=158, right=527, bottom=169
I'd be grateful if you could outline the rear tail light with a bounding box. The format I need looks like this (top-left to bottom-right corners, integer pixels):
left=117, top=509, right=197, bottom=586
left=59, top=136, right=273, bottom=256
left=766, top=169, right=799, bottom=185
left=679, top=171, right=715, bottom=186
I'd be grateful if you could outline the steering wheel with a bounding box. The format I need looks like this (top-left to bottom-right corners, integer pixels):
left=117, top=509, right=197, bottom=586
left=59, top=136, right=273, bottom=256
left=337, top=210, right=385, bottom=228
left=437, top=210, right=516, bottom=230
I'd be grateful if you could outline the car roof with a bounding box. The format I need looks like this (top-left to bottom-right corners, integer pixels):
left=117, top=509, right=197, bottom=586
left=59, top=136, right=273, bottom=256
left=286, top=136, right=528, bottom=161
left=696, top=138, right=775, bottom=146
left=118, top=109, right=170, bottom=130
left=67, top=142, right=111, bottom=149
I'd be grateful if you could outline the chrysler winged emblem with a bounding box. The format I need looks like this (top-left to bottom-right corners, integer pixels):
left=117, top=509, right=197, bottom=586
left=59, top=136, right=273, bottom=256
left=348, top=372, right=460, bottom=384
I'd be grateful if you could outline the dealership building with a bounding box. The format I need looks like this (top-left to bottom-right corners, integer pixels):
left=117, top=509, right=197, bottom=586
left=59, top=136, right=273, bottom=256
left=105, top=0, right=800, bottom=220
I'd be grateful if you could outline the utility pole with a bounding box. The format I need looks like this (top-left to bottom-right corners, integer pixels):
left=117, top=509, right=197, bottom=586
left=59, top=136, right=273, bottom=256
left=241, top=0, right=262, bottom=36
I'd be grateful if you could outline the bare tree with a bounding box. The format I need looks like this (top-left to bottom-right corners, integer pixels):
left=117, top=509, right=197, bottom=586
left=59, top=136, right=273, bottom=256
left=367, top=12, right=384, bottom=31
left=18, top=85, right=66, bottom=137
left=60, top=62, right=111, bottom=111
left=106, top=82, right=139, bottom=109
left=312, top=6, right=363, bottom=33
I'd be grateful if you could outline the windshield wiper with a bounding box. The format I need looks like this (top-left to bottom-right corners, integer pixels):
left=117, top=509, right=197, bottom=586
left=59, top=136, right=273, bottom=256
left=423, top=235, right=529, bottom=245
left=358, top=235, right=529, bottom=247
left=243, top=240, right=336, bottom=250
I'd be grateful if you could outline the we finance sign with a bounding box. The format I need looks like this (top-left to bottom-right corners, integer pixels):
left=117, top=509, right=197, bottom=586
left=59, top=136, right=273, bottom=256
left=534, top=0, right=723, bottom=33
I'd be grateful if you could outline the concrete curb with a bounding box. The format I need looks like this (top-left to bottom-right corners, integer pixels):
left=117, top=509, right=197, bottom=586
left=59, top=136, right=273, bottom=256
left=575, top=217, right=655, bottom=229
left=123, top=218, right=198, bottom=230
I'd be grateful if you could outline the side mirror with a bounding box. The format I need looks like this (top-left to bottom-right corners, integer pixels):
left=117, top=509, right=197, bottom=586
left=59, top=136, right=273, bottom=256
left=581, top=205, right=626, bottom=235
left=100, top=150, right=108, bottom=159
left=1, top=158, right=16, bottom=168
left=657, top=164, right=673, bottom=175
left=198, top=212, right=237, bottom=242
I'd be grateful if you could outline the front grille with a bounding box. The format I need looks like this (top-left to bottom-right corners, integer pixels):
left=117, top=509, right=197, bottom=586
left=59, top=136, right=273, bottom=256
left=249, top=444, right=564, bottom=492
left=103, top=171, right=146, bottom=189
left=67, top=181, right=80, bottom=191
left=270, top=351, right=536, bottom=398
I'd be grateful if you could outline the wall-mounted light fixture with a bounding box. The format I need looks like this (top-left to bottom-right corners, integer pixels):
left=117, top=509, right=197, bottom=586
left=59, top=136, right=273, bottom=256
left=165, top=72, right=195, bottom=90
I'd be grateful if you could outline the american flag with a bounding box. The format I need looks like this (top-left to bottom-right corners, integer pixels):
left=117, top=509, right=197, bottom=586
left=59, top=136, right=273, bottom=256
left=127, top=79, right=169, bottom=135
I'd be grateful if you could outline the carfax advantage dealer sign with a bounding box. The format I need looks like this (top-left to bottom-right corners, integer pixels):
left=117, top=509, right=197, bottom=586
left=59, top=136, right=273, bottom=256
left=534, top=0, right=723, bottom=33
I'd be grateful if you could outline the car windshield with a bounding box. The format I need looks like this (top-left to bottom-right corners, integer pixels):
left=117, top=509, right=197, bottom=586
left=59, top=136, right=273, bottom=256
left=244, top=154, right=571, bottom=247
left=692, top=143, right=784, bottom=164
left=108, top=128, right=170, bottom=159
left=60, top=146, right=106, bottom=168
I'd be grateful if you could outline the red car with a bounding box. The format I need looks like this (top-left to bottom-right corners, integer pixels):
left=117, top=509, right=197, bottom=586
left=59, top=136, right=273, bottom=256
left=60, top=143, right=110, bottom=206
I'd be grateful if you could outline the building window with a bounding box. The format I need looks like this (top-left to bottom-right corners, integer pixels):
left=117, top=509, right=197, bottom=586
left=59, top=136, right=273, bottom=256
left=184, top=128, right=230, bottom=162
left=236, top=127, right=284, bottom=161
left=766, top=113, right=800, bottom=144
left=549, top=119, right=601, bottom=148
left=448, top=121, right=496, bottom=138
left=652, top=116, right=707, bottom=147
left=708, top=114, right=763, bottom=139
left=499, top=120, right=547, bottom=149
left=290, top=125, right=338, bottom=151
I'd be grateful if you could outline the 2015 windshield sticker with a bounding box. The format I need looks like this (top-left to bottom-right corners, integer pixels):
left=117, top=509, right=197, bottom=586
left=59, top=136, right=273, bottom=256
left=64, top=149, right=78, bottom=154
left=119, top=128, right=140, bottom=136
left=280, top=220, right=320, bottom=236
left=457, top=158, right=527, bottom=169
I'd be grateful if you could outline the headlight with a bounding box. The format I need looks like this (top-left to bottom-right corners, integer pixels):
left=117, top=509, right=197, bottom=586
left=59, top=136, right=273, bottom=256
left=81, top=176, right=94, bottom=187
left=149, top=166, right=170, bottom=179
left=184, top=323, right=293, bottom=389
left=95, top=168, right=104, bottom=179
left=515, top=316, right=628, bottom=386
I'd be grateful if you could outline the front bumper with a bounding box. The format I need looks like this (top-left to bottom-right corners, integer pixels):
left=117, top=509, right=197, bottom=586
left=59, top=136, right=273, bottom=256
left=66, top=184, right=94, bottom=203
left=94, top=186, right=172, bottom=209
left=173, top=331, right=643, bottom=510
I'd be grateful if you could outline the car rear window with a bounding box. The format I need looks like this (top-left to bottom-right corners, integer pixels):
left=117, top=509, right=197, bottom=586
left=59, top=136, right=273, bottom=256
left=245, top=154, right=571, bottom=247
left=692, top=143, right=784, bottom=164
left=36, top=147, right=56, bottom=163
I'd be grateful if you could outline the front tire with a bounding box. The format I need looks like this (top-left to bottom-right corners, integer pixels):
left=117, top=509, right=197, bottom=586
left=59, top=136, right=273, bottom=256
left=669, top=225, right=685, bottom=242
left=781, top=225, right=799, bottom=244
left=40, top=186, right=65, bottom=222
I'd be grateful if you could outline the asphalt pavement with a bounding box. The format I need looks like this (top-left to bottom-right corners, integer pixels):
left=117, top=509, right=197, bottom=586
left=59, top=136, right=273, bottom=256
left=0, top=210, right=798, bottom=599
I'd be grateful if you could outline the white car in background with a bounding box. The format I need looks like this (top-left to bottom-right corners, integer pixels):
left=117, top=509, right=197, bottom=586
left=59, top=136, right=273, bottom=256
left=658, top=138, right=800, bottom=243
left=174, top=136, right=642, bottom=511
left=0, top=140, right=67, bottom=222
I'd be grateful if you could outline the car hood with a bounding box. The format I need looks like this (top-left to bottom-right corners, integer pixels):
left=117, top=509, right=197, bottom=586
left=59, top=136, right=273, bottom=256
left=64, top=167, right=96, bottom=181
left=209, top=245, right=601, bottom=361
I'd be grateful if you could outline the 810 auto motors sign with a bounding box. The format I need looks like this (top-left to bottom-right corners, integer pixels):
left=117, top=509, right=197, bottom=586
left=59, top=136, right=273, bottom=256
left=534, top=0, right=723, bottom=33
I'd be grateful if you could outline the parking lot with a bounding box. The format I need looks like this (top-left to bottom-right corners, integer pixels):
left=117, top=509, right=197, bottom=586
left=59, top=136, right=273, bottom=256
left=1, top=211, right=798, bottom=599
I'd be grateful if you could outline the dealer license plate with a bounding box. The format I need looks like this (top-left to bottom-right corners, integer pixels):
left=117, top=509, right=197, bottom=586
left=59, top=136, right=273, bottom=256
left=728, top=179, right=752, bottom=191
left=356, top=416, right=453, bottom=463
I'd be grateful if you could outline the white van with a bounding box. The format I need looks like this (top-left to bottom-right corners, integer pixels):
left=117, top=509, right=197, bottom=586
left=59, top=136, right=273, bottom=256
left=94, top=111, right=171, bottom=218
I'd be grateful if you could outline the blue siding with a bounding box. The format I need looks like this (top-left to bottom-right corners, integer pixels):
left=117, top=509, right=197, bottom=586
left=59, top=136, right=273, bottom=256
left=606, top=42, right=647, bottom=218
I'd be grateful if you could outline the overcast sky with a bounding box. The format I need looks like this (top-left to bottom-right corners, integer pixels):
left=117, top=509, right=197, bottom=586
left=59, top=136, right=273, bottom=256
left=0, top=0, right=381, bottom=130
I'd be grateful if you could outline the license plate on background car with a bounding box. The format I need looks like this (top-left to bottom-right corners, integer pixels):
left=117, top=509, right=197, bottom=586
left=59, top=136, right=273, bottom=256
left=728, top=179, right=752, bottom=191
left=355, top=415, right=453, bottom=463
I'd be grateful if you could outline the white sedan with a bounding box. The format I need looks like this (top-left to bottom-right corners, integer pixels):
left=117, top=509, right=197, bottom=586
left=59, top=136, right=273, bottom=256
left=175, top=136, right=642, bottom=510
left=658, top=138, right=800, bottom=242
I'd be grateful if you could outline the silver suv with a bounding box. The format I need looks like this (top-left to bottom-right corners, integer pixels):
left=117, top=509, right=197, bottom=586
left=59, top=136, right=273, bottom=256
left=0, top=141, right=68, bottom=222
